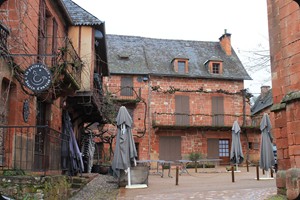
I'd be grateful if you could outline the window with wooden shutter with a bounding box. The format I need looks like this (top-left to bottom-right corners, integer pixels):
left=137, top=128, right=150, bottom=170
left=207, top=139, right=219, bottom=159
left=121, top=77, right=133, bottom=96
left=175, top=95, right=189, bottom=126
left=212, top=96, right=224, bottom=126
left=51, top=18, right=58, bottom=66
left=38, top=0, right=46, bottom=62
left=159, top=136, right=181, bottom=161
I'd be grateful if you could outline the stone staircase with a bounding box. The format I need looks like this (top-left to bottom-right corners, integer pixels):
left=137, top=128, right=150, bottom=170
left=68, top=173, right=99, bottom=197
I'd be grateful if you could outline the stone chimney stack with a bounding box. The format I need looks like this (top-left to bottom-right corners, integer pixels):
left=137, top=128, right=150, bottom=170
left=219, top=29, right=232, bottom=56
left=260, top=85, right=271, bottom=98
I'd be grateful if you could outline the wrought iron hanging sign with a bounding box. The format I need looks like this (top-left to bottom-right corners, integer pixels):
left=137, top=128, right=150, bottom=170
left=23, top=99, right=29, bottom=123
left=24, top=63, right=52, bottom=93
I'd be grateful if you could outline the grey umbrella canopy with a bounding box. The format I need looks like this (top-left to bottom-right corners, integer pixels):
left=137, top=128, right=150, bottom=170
left=112, top=106, right=138, bottom=178
left=259, top=113, right=275, bottom=171
left=230, top=120, right=244, bottom=165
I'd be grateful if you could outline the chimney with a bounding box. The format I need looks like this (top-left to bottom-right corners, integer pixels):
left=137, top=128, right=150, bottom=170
left=260, top=86, right=271, bottom=99
left=219, top=29, right=232, bottom=56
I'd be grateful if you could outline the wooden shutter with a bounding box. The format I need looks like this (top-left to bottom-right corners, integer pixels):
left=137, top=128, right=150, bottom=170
left=121, top=77, right=133, bottom=96
left=159, top=136, right=181, bottom=161
left=52, top=18, right=58, bottom=66
left=38, top=0, right=46, bottom=62
left=175, top=95, right=189, bottom=126
left=207, top=139, right=219, bottom=159
left=212, top=96, right=224, bottom=126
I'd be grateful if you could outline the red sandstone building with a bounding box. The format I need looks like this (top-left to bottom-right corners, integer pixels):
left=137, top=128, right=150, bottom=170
left=0, top=0, right=108, bottom=177
left=104, top=33, right=262, bottom=165
left=267, top=0, right=300, bottom=198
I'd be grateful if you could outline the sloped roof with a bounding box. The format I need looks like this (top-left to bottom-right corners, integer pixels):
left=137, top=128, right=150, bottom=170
left=106, top=34, right=252, bottom=80
left=251, top=89, right=273, bottom=115
left=62, top=0, right=103, bottom=26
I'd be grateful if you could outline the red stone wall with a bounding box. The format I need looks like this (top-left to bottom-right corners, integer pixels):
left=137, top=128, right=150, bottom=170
left=104, top=75, right=260, bottom=164
left=0, top=0, right=67, bottom=168
left=0, top=0, right=66, bottom=128
left=267, top=0, right=300, bottom=198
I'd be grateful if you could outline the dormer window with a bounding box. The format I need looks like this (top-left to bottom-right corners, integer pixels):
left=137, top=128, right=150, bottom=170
left=204, top=57, right=223, bottom=75
left=118, top=53, right=130, bottom=60
left=172, top=58, right=189, bottom=73
left=212, top=63, right=220, bottom=74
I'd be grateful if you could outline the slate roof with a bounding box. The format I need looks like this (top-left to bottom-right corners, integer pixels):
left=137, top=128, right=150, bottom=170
left=251, top=89, right=273, bottom=115
left=106, top=34, right=252, bottom=80
left=62, top=0, right=103, bottom=26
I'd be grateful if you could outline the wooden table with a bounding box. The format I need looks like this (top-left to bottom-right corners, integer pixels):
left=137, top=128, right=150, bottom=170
left=160, top=160, right=174, bottom=178
left=197, top=159, right=222, bottom=168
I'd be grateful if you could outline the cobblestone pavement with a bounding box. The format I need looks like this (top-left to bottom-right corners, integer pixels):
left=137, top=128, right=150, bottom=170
left=70, top=167, right=280, bottom=200
left=117, top=167, right=279, bottom=200
left=118, top=187, right=277, bottom=200
left=70, top=174, right=119, bottom=200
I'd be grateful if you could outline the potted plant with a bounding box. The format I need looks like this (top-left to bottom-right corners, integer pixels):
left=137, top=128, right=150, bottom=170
left=99, top=152, right=112, bottom=175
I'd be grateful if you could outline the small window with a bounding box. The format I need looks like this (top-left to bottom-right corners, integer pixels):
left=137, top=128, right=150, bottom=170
left=248, top=142, right=259, bottom=150
left=212, top=63, right=220, bottom=74
left=178, top=61, right=186, bottom=73
left=172, top=58, right=189, bottom=73
left=219, top=139, right=229, bottom=157
left=206, top=59, right=223, bottom=74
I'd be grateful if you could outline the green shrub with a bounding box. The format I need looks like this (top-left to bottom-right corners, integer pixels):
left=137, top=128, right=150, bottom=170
left=3, top=169, right=26, bottom=176
left=188, top=152, right=202, bottom=161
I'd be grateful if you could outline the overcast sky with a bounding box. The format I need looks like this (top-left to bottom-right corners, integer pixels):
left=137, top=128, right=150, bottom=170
left=73, top=0, right=271, bottom=95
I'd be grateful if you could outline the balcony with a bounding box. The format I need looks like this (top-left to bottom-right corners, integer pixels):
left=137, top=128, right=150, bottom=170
left=0, top=125, right=69, bottom=175
left=104, top=86, right=142, bottom=103
left=66, top=73, right=106, bottom=123
left=50, top=38, right=82, bottom=98
left=152, top=112, right=263, bottom=131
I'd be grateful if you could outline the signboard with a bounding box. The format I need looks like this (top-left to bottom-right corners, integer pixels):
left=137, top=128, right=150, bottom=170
left=24, top=63, right=52, bottom=93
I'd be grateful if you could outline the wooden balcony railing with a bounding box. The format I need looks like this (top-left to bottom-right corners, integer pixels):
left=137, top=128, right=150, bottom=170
left=152, top=112, right=264, bottom=129
left=104, top=86, right=142, bottom=102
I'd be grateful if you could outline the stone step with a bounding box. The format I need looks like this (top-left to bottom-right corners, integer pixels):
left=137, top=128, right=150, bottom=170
left=71, top=183, right=83, bottom=189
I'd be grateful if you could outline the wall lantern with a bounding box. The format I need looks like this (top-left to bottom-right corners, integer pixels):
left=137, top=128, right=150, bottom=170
left=95, top=30, right=103, bottom=39
left=23, top=99, right=30, bottom=123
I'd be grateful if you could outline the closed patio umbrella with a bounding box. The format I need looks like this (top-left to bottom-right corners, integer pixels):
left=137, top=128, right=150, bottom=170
left=230, top=120, right=244, bottom=171
left=112, top=106, right=138, bottom=187
left=259, top=113, right=275, bottom=173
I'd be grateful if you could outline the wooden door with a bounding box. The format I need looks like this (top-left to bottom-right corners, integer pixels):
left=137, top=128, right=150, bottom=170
left=219, top=139, right=230, bottom=165
left=207, top=139, right=230, bottom=165
left=34, top=100, right=49, bottom=170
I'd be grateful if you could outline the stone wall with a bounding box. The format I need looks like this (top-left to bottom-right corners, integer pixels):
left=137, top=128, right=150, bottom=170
left=267, top=0, right=300, bottom=198
left=0, top=175, right=70, bottom=199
